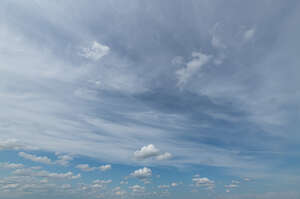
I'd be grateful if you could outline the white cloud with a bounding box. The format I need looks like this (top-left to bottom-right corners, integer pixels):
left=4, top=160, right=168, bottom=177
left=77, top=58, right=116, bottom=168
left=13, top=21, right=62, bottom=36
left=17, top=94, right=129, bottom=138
left=0, top=139, right=36, bottom=151
left=225, top=184, right=239, bottom=188
left=134, top=145, right=172, bottom=161
left=115, top=189, right=126, bottom=196
left=0, top=162, right=24, bottom=169
left=93, top=179, right=112, bottom=184
left=13, top=168, right=81, bottom=180
left=79, top=41, right=110, bottom=61
left=134, top=144, right=160, bottom=160
left=130, top=167, right=152, bottom=179
left=99, top=164, right=111, bottom=171
left=192, top=177, right=215, bottom=189
left=156, top=152, right=172, bottom=161
left=55, top=154, right=73, bottom=166
left=175, top=52, right=211, bottom=87
left=76, top=164, right=96, bottom=172
left=129, top=185, right=145, bottom=193
left=18, top=152, right=52, bottom=164
left=158, top=185, right=170, bottom=189
left=244, top=28, right=256, bottom=41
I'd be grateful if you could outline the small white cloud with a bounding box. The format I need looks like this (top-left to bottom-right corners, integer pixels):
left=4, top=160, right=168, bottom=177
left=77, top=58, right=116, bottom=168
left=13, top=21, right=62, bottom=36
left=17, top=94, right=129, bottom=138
left=120, top=180, right=128, bottom=185
left=99, top=164, right=111, bottom=171
left=158, top=185, right=170, bottom=189
left=192, top=177, right=215, bottom=190
left=232, top=180, right=240, bottom=184
left=244, top=28, right=255, bottom=41
left=176, top=52, right=211, bottom=87
left=55, top=154, right=73, bottom=166
left=225, top=184, right=239, bottom=188
left=244, top=177, right=251, bottom=181
left=156, top=152, right=172, bottom=161
left=0, top=162, right=24, bottom=169
left=115, top=190, right=126, bottom=196
left=171, top=182, right=178, bottom=187
left=134, top=144, right=160, bottom=160
left=93, top=179, right=112, bottom=184
left=79, top=41, right=110, bottom=61
left=18, top=152, right=52, bottom=164
left=13, top=168, right=80, bottom=180
left=130, top=167, right=152, bottom=179
left=76, top=164, right=96, bottom=172
left=130, top=184, right=145, bottom=193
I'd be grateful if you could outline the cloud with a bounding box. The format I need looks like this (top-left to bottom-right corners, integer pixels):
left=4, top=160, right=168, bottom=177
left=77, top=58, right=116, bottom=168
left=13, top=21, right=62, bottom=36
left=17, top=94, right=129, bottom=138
left=76, top=164, right=96, bottom=172
left=156, top=152, right=172, bottom=161
left=225, top=184, right=239, bottom=188
left=158, top=185, right=170, bottom=189
left=175, top=52, right=211, bottom=87
left=0, top=162, right=24, bottom=169
left=93, top=179, right=112, bottom=184
left=18, top=152, right=52, bottom=164
left=55, top=154, right=73, bottom=166
left=79, top=41, right=110, bottom=61
left=134, top=144, right=160, bottom=160
left=192, top=176, right=215, bottom=190
left=13, top=168, right=81, bottom=180
left=99, top=164, right=111, bottom=171
left=134, top=144, right=172, bottom=161
left=0, top=139, right=36, bottom=151
left=244, top=28, right=256, bottom=41
left=130, top=167, right=152, bottom=179
left=129, top=185, right=145, bottom=193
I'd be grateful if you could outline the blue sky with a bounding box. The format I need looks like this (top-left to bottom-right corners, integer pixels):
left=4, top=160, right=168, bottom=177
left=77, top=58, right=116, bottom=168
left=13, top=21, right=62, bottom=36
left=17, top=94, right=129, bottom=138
left=0, top=0, right=300, bottom=198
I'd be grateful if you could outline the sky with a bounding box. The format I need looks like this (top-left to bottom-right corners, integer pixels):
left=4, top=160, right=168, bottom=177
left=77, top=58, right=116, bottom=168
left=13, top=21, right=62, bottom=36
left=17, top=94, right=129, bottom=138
left=0, top=0, right=300, bottom=198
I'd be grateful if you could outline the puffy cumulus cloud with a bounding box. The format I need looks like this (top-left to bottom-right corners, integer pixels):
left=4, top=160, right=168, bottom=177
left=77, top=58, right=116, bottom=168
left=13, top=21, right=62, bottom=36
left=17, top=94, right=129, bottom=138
left=55, top=154, right=73, bottom=166
left=76, top=164, right=96, bottom=172
left=13, top=168, right=81, bottom=180
left=192, top=176, right=215, bottom=190
left=18, top=152, right=52, bottom=164
left=99, top=164, right=111, bottom=171
left=134, top=144, right=160, bottom=160
left=130, top=167, right=152, bottom=179
left=0, top=162, right=24, bottom=169
left=175, top=52, right=211, bottom=87
left=156, top=152, right=172, bottom=161
left=134, top=145, right=172, bottom=161
left=79, top=41, right=110, bottom=61
left=129, top=184, right=145, bottom=193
